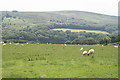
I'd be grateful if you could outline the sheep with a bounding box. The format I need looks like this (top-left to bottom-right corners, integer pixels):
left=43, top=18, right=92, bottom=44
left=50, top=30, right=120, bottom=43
left=0, top=42, right=4, bottom=44
left=15, top=43, right=19, bottom=45
left=9, top=42, right=12, bottom=44
left=37, top=43, right=39, bottom=44
left=88, top=49, right=94, bottom=56
left=82, top=51, right=87, bottom=56
left=64, top=44, right=67, bottom=47
left=80, top=47, right=83, bottom=51
left=114, top=46, right=118, bottom=48
left=3, top=43, right=6, bottom=46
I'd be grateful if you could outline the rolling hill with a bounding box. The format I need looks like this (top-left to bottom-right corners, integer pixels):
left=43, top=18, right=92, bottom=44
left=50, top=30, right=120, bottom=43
left=2, top=11, right=118, bottom=33
left=1, top=11, right=118, bottom=44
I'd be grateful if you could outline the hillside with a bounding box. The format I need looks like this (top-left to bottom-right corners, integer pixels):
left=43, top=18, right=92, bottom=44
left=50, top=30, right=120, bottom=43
left=2, top=11, right=118, bottom=33
left=1, top=11, right=118, bottom=44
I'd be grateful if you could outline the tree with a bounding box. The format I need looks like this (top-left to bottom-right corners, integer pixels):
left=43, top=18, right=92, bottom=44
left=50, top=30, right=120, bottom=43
left=65, top=40, right=71, bottom=44
left=110, top=34, right=118, bottom=43
left=98, top=36, right=111, bottom=45
left=72, top=39, right=80, bottom=44
left=83, top=37, right=97, bottom=45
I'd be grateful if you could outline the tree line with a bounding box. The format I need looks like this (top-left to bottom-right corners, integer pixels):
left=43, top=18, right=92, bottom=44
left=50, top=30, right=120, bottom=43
left=65, top=36, right=118, bottom=45
left=2, top=25, right=118, bottom=45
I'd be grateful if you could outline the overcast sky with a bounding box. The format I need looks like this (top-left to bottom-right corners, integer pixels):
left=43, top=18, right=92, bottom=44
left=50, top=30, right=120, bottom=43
left=0, top=0, right=119, bottom=16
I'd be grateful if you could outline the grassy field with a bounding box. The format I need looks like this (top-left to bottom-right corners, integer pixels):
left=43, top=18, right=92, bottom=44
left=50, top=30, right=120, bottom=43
left=53, top=28, right=109, bottom=34
left=2, top=44, right=118, bottom=78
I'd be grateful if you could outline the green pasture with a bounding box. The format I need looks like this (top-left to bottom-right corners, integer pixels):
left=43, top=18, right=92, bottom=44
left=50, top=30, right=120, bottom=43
left=53, top=28, right=109, bottom=34
left=2, top=44, right=118, bottom=78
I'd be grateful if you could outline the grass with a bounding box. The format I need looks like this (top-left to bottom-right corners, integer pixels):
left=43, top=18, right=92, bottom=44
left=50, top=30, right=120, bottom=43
left=2, top=44, right=118, bottom=78
left=53, top=28, right=109, bottom=34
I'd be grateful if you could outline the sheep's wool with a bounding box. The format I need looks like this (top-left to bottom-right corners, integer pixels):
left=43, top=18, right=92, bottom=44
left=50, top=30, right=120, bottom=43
left=83, top=51, right=87, bottom=55
left=88, top=49, right=94, bottom=54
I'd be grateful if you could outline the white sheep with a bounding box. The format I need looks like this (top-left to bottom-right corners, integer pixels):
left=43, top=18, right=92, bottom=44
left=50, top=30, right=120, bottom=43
left=0, top=42, right=4, bottom=44
left=15, top=43, right=19, bottom=45
left=114, top=46, right=118, bottom=48
left=3, top=43, right=6, bottom=46
left=88, top=49, right=94, bottom=56
left=82, top=51, right=87, bottom=56
left=64, top=44, right=67, bottom=47
left=80, top=47, right=83, bottom=51
left=9, top=42, right=12, bottom=44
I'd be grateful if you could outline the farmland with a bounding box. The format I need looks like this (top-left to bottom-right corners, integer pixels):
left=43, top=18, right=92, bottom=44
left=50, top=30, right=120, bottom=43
left=53, top=28, right=109, bottom=34
left=2, top=44, right=118, bottom=78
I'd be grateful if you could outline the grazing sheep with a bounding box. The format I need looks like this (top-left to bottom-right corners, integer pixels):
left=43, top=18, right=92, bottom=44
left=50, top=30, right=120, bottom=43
left=3, top=43, right=6, bottom=46
left=64, top=44, right=67, bottom=47
left=37, top=43, right=39, bottom=44
left=82, top=51, right=87, bottom=56
left=80, top=48, right=83, bottom=51
left=0, top=42, right=4, bottom=44
left=15, top=43, right=19, bottom=45
left=9, top=42, right=12, bottom=44
left=88, top=49, right=94, bottom=56
left=114, top=46, right=118, bottom=48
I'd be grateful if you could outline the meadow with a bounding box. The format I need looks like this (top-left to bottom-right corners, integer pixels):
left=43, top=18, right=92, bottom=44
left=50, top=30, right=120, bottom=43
left=2, top=44, right=118, bottom=78
left=53, top=28, right=109, bottom=34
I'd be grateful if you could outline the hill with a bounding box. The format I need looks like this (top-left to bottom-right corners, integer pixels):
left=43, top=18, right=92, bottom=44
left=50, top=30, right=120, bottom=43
left=1, top=11, right=118, bottom=44
left=2, top=11, right=118, bottom=33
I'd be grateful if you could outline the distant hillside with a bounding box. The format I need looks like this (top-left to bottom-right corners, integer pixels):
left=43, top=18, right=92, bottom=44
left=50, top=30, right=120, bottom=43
left=2, top=11, right=118, bottom=33
left=1, top=11, right=118, bottom=44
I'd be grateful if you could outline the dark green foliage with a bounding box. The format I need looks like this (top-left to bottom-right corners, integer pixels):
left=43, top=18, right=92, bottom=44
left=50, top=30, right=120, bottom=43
left=82, top=37, right=97, bottom=45
left=98, top=36, right=111, bottom=45
left=72, top=37, right=97, bottom=45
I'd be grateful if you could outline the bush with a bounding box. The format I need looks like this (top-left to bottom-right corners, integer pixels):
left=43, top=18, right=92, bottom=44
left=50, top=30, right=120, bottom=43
left=65, top=40, right=71, bottom=44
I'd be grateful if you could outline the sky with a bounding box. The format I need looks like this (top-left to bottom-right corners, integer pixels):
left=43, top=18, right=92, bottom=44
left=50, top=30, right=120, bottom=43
left=0, top=0, right=119, bottom=16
